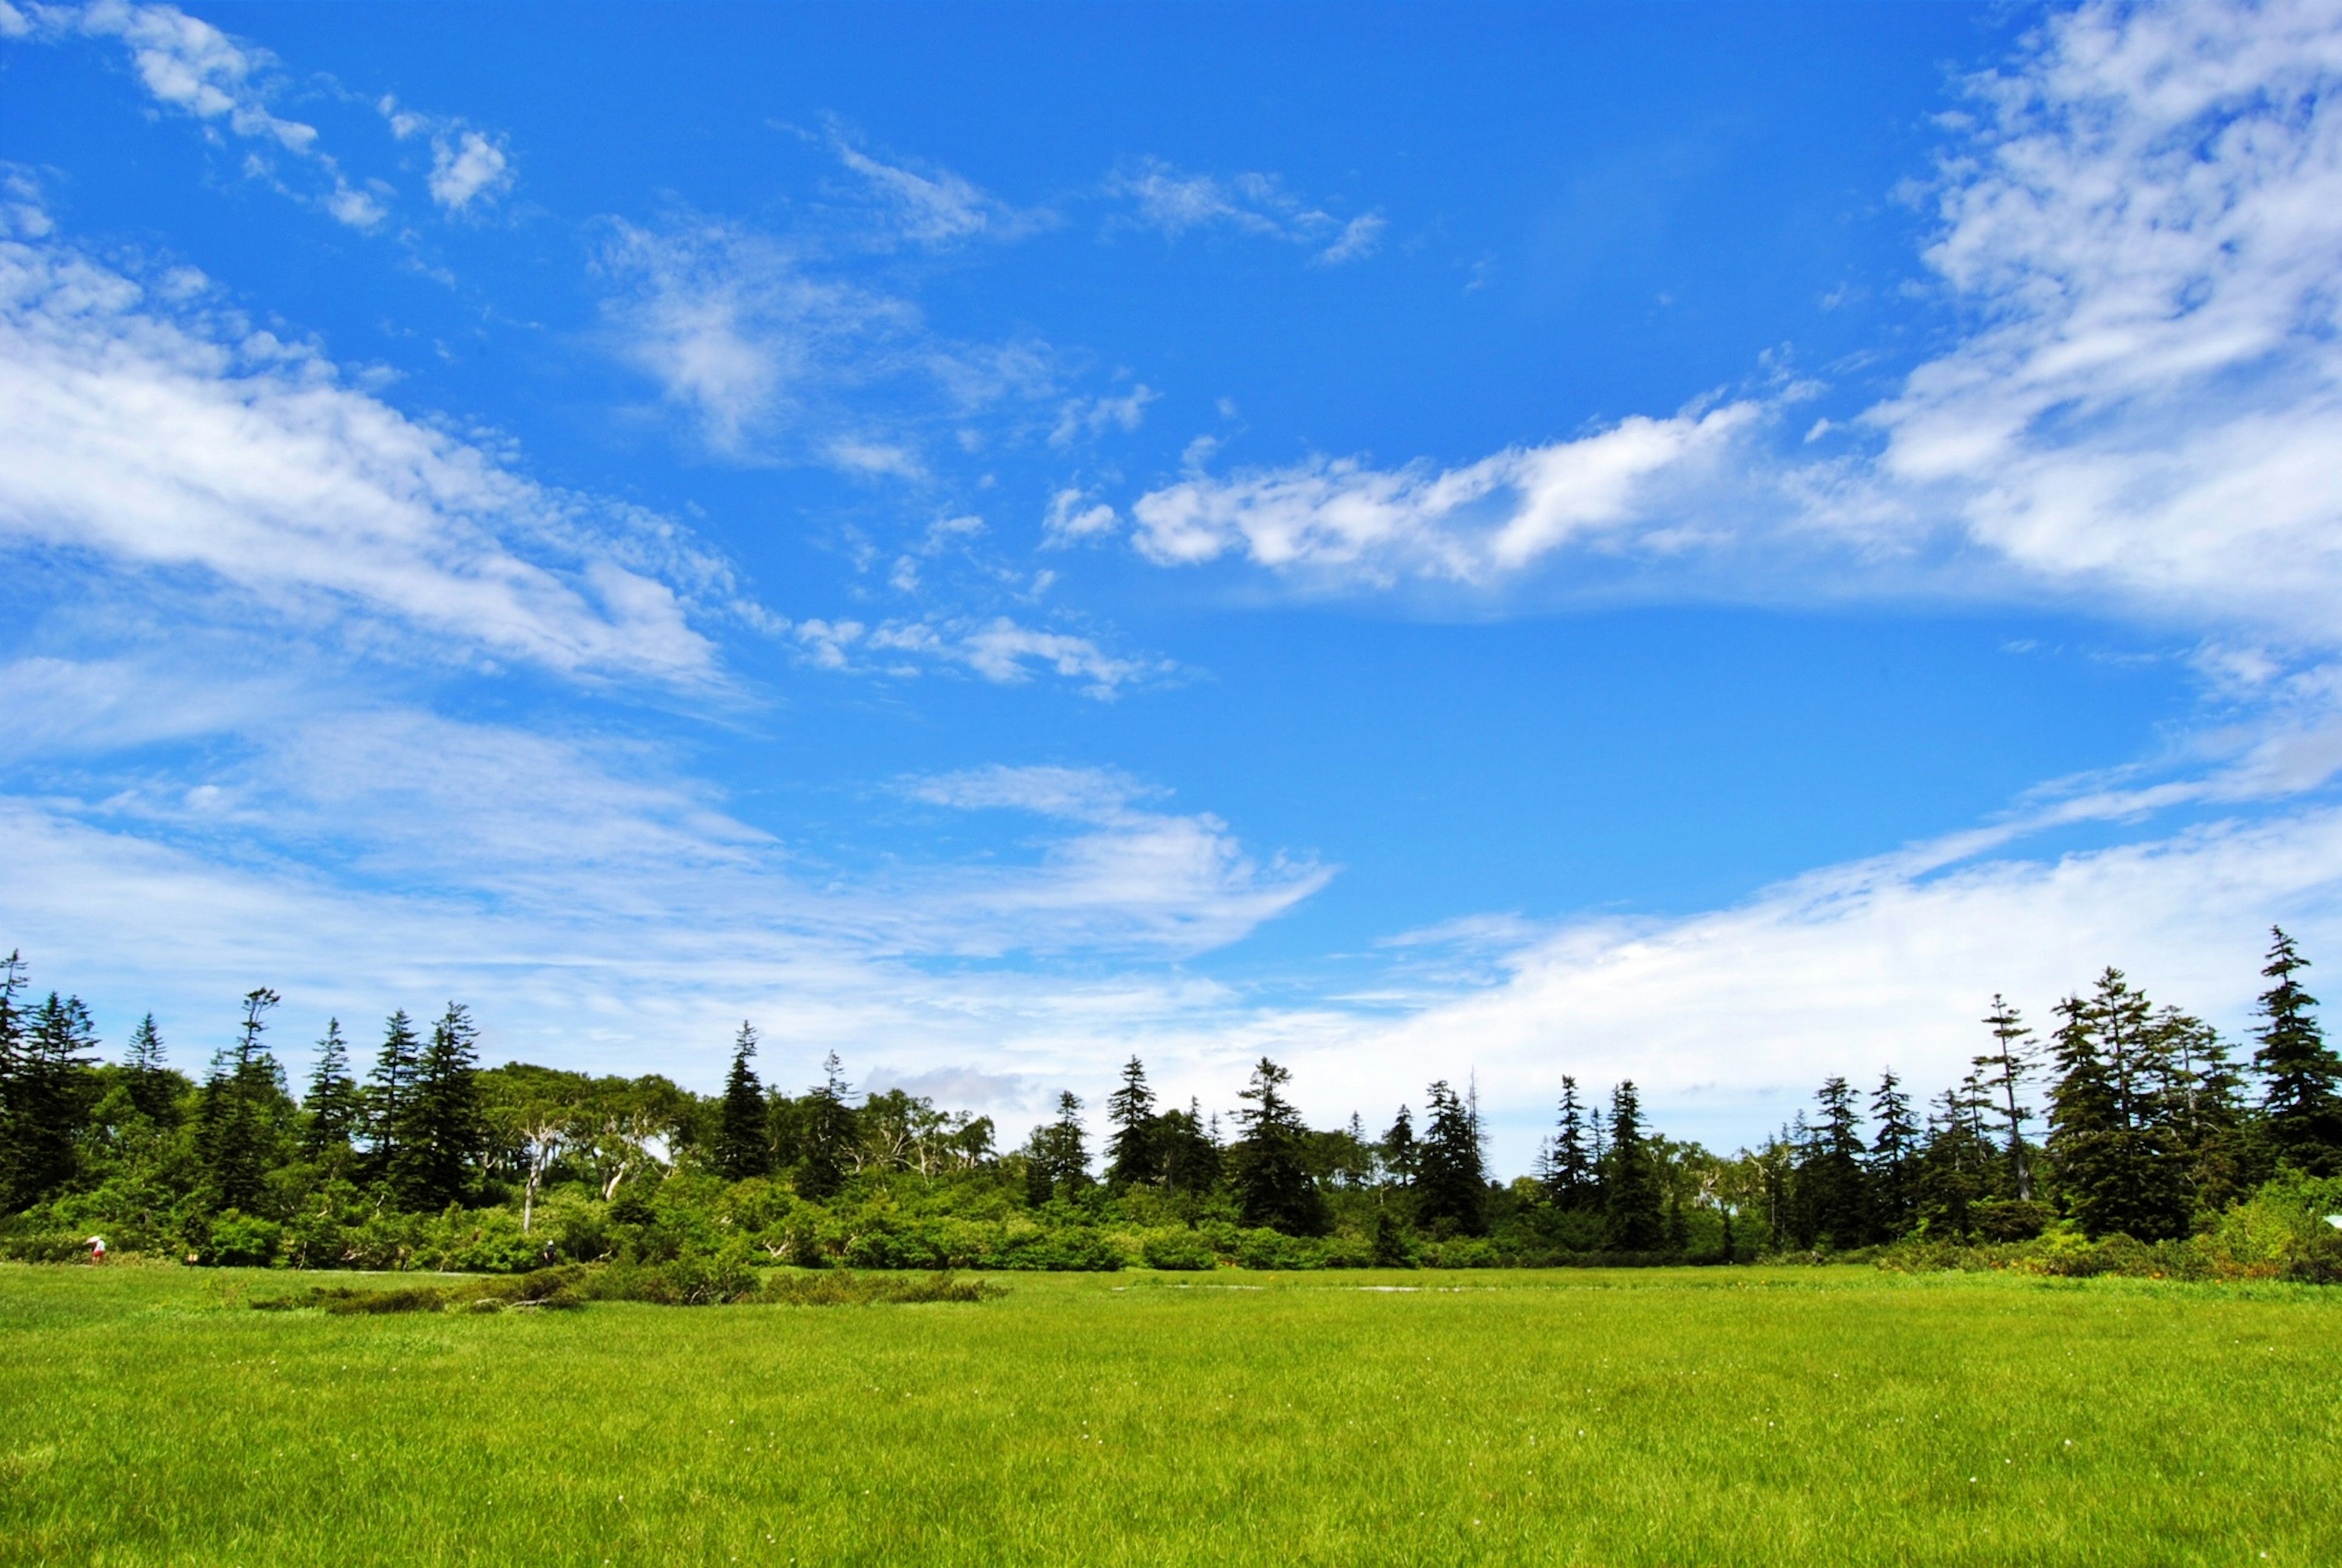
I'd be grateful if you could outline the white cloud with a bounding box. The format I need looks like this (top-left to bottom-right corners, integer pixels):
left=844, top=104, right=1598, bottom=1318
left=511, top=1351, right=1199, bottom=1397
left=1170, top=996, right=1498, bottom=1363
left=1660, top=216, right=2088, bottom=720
left=428, top=129, right=512, bottom=212
left=1106, top=157, right=1385, bottom=263
left=1120, top=0, right=2342, bottom=651
left=0, top=227, right=723, bottom=679
left=1131, top=401, right=1761, bottom=583
left=1042, top=485, right=1119, bottom=547
left=1049, top=384, right=1156, bottom=448
left=781, top=613, right=1166, bottom=698
left=829, top=135, right=1042, bottom=248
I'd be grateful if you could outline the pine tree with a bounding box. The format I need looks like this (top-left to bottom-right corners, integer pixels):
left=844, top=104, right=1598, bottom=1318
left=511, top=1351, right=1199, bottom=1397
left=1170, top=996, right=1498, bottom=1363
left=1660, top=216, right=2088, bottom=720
left=398, top=1002, right=485, bottom=1211
left=1025, top=1090, right=1091, bottom=1206
left=2152, top=1004, right=2254, bottom=1213
left=5, top=990, right=98, bottom=1208
left=1603, top=1081, right=1664, bottom=1251
left=715, top=1021, right=770, bottom=1181
left=1544, top=1076, right=1595, bottom=1209
left=1976, top=995, right=2038, bottom=1201
left=365, top=1009, right=423, bottom=1183
left=1154, top=1098, right=1220, bottom=1196
left=1914, top=1083, right=1993, bottom=1239
left=1415, top=1079, right=1487, bottom=1236
left=1805, top=1076, right=1870, bottom=1249
left=299, top=1019, right=363, bottom=1159
left=1867, top=1070, right=1919, bottom=1240
left=1380, top=1104, right=1419, bottom=1187
left=2047, top=972, right=2188, bottom=1240
left=124, top=1012, right=179, bottom=1124
left=797, top=1052, right=857, bottom=1200
left=1103, top=1056, right=1158, bottom=1190
left=2252, top=928, right=2342, bottom=1176
left=201, top=988, right=283, bottom=1213
left=1228, top=1057, right=1327, bottom=1236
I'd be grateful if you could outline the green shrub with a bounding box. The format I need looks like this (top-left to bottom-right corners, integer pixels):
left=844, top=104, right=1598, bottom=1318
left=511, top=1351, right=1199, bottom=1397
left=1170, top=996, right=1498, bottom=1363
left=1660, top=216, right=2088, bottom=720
left=764, top=1270, right=1001, bottom=1305
left=198, top=1211, right=283, bottom=1268
left=1139, top=1230, right=1215, bottom=1270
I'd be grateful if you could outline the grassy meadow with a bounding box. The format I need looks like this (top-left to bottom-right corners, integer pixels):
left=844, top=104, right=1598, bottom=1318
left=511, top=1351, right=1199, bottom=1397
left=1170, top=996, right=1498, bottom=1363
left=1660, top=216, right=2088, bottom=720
left=1, top=1263, right=2336, bottom=1566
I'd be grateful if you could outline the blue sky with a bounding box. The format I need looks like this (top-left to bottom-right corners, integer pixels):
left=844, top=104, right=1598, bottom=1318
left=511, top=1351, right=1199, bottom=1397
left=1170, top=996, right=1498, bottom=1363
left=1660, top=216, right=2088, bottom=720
left=5, top=0, right=2342, bottom=1169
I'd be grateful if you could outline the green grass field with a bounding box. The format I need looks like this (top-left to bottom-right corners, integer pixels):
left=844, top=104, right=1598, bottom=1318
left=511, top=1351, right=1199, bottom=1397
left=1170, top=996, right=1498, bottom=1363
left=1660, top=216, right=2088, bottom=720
left=2, top=1263, right=2336, bottom=1566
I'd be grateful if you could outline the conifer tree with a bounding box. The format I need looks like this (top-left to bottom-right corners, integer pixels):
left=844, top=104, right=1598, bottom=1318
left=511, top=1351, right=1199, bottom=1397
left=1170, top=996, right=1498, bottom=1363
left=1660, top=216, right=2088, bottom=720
left=1975, top=995, right=2039, bottom=1201
left=1380, top=1103, right=1419, bottom=1187
left=1103, top=1055, right=1158, bottom=1190
left=2252, top=927, right=2342, bottom=1176
left=1153, top=1098, right=1220, bottom=1195
left=1914, top=1083, right=1993, bottom=1238
left=797, top=1051, right=857, bottom=1200
left=2152, top=1004, right=2254, bottom=1212
left=4, top=990, right=97, bottom=1208
left=1867, top=1071, right=1919, bottom=1240
left=1603, top=1081, right=1664, bottom=1251
left=201, top=988, right=282, bottom=1213
left=1805, top=1076, right=1870, bottom=1249
left=398, top=1002, right=485, bottom=1211
left=124, top=1012, right=179, bottom=1124
left=1228, top=1057, right=1327, bottom=1235
left=2047, top=972, right=2188, bottom=1240
left=299, top=1019, right=363, bottom=1160
left=714, top=1021, right=770, bottom=1181
left=1415, top=1079, right=1487, bottom=1235
left=1544, top=1076, right=1595, bottom=1209
left=1025, top=1090, right=1091, bottom=1205
left=365, top=1009, right=422, bottom=1182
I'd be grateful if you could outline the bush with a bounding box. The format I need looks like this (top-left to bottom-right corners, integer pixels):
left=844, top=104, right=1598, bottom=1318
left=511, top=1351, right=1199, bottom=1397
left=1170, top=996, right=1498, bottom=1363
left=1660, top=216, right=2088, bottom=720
left=764, top=1270, right=1001, bottom=1305
left=587, top=1246, right=762, bottom=1305
left=1139, top=1230, right=1216, bottom=1271
left=198, top=1211, right=283, bottom=1268
left=1972, top=1200, right=2054, bottom=1242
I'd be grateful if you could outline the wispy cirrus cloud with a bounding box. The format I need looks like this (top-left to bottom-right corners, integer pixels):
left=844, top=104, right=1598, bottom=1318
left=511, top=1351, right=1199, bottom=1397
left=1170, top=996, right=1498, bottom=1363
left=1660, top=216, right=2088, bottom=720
left=1106, top=157, right=1386, bottom=266
left=1122, top=0, right=2342, bottom=652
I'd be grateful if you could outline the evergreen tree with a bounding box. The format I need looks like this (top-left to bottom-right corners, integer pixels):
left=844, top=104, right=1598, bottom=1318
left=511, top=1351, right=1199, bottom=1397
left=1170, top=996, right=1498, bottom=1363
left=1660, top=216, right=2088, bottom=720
left=1544, top=1076, right=1595, bottom=1209
left=1153, top=1098, right=1220, bottom=1196
left=1228, top=1057, right=1328, bottom=1235
left=1415, top=1079, right=1487, bottom=1236
left=1380, top=1104, right=1419, bottom=1187
left=124, top=1012, right=179, bottom=1124
left=797, top=1051, right=857, bottom=1200
left=200, top=988, right=283, bottom=1213
left=365, top=1009, right=423, bottom=1182
left=2252, top=928, right=2342, bottom=1176
left=1914, top=1083, right=1994, bottom=1239
left=0, top=953, right=26, bottom=1206
left=398, top=1001, right=485, bottom=1211
left=1976, top=995, right=2039, bottom=1201
left=1603, top=1081, right=1665, bottom=1251
left=1805, top=1076, right=1870, bottom=1249
left=2152, top=1004, right=2254, bottom=1213
left=1867, top=1070, right=1919, bottom=1240
left=1103, top=1056, right=1158, bottom=1190
left=714, top=1021, right=770, bottom=1181
left=5, top=990, right=97, bottom=1208
left=299, top=1019, right=363, bottom=1159
left=1025, top=1090, right=1090, bottom=1205
left=2047, top=972, right=2188, bottom=1240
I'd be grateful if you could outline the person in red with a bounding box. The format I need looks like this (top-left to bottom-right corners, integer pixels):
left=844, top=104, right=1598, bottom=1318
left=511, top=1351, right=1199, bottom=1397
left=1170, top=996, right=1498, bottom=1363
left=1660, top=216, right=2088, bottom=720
left=87, top=1236, right=106, bottom=1265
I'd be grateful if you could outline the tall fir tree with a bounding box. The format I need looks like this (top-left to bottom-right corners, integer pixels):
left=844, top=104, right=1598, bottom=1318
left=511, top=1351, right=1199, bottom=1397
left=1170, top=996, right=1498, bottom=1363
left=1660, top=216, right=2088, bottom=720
left=714, top=1022, right=771, bottom=1181
left=1805, top=1076, right=1871, bottom=1249
left=1380, top=1104, right=1419, bottom=1187
left=1228, top=1057, right=1328, bottom=1235
left=2047, top=972, right=2188, bottom=1240
left=797, top=1051, right=857, bottom=1200
left=200, top=988, right=282, bottom=1213
left=5, top=991, right=97, bottom=1208
left=1103, top=1055, right=1158, bottom=1191
left=1603, top=1081, right=1665, bottom=1251
left=396, top=1002, right=485, bottom=1211
left=1976, top=995, right=2039, bottom=1201
left=2152, top=1004, right=2254, bottom=1212
left=365, top=1009, right=423, bottom=1183
left=124, top=1012, right=179, bottom=1124
left=1153, top=1097, right=1220, bottom=1195
left=1414, top=1079, right=1487, bottom=1235
left=2252, top=927, right=2342, bottom=1176
left=1868, top=1070, right=1919, bottom=1240
left=299, top=1019, right=363, bottom=1159
left=1544, top=1076, right=1595, bottom=1209
left=1914, top=1082, right=1995, bottom=1238
left=1025, top=1090, right=1091, bottom=1206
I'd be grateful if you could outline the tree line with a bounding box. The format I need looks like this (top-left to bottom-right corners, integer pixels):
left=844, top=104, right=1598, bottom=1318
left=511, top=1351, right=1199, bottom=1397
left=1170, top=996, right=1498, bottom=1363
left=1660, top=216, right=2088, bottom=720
left=1, top=929, right=2336, bottom=1273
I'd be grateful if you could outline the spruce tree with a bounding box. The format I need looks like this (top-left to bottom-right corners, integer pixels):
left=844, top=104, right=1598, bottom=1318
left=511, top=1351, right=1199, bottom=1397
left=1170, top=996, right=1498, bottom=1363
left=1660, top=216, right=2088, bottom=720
left=1025, top=1090, right=1090, bottom=1205
left=1228, top=1057, right=1328, bottom=1236
left=124, top=1012, right=179, bottom=1124
left=1103, top=1056, right=1158, bottom=1191
left=365, top=1009, right=423, bottom=1183
left=1154, top=1098, right=1220, bottom=1195
left=2153, top=1004, right=2254, bottom=1212
left=1414, top=1079, right=1487, bottom=1236
left=714, top=1022, right=771, bottom=1181
left=2047, top=972, right=2188, bottom=1240
left=201, top=988, right=282, bottom=1213
left=299, top=1019, right=363, bottom=1160
left=398, top=1002, right=485, bottom=1211
left=1806, top=1076, right=1870, bottom=1249
left=1867, top=1071, right=1919, bottom=1240
left=1976, top=995, right=2038, bottom=1201
left=1544, top=1076, right=1595, bottom=1209
left=6, top=991, right=97, bottom=1208
left=1914, top=1083, right=1993, bottom=1238
left=1603, top=1081, right=1664, bottom=1251
left=1380, top=1104, right=1419, bottom=1187
left=2252, top=928, right=2342, bottom=1176
left=797, top=1052, right=857, bottom=1200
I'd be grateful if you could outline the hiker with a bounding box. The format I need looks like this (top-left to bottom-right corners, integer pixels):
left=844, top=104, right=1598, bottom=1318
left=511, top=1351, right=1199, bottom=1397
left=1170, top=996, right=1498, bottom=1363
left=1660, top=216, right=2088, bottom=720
left=87, top=1236, right=107, bottom=1264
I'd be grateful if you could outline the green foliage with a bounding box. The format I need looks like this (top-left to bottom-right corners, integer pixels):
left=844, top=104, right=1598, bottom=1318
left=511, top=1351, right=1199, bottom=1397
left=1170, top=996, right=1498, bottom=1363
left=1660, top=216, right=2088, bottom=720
left=2252, top=926, right=2342, bottom=1175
